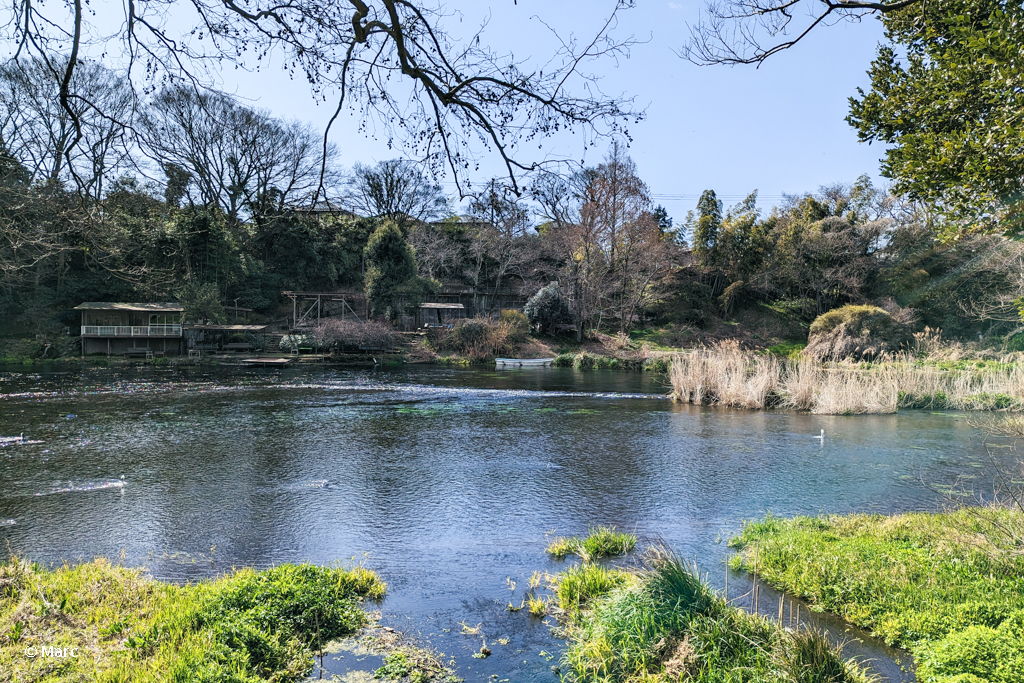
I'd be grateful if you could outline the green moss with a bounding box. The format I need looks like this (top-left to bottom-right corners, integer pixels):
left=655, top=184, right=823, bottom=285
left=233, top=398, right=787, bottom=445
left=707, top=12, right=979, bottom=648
left=766, top=340, right=807, bottom=359
left=0, top=556, right=385, bottom=682
left=730, top=509, right=1024, bottom=682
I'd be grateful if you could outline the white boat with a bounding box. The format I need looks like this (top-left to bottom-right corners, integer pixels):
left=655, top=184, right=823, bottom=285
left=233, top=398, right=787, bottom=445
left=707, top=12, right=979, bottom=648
left=495, top=357, right=556, bottom=367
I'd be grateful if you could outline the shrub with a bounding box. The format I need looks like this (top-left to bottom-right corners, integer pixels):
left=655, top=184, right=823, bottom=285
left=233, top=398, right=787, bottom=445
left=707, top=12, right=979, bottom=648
left=314, top=319, right=402, bottom=352
left=427, top=317, right=520, bottom=362
left=499, top=309, right=530, bottom=339
left=0, top=337, right=43, bottom=361
left=524, top=282, right=572, bottom=334
left=804, top=305, right=912, bottom=360
left=174, top=281, right=223, bottom=324
left=279, top=334, right=317, bottom=352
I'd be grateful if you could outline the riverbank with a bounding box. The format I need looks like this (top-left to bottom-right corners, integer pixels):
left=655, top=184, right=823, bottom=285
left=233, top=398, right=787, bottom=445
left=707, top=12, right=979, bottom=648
left=546, top=547, right=873, bottom=683
left=730, top=509, right=1024, bottom=683
left=670, top=344, right=1024, bottom=413
left=0, top=557, right=386, bottom=681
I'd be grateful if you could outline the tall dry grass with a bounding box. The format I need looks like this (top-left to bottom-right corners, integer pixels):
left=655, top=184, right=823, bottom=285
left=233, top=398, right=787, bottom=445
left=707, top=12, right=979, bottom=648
left=670, top=343, right=1024, bottom=415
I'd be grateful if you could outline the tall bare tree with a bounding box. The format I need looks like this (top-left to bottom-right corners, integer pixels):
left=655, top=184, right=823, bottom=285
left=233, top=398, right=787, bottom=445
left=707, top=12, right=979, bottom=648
left=141, top=88, right=338, bottom=223
left=0, top=57, right=134, bottom=198
left=2, top=0, right=641, bottom=196
left=536, top=145, right=674, bottom=336
left=466, top=179, right=532, bottom=314
left=345, top=159, right=448, bottom=225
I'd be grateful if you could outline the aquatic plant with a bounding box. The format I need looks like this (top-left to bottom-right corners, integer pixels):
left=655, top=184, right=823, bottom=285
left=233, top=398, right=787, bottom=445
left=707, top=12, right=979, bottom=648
left=547, top=526, right=637, bottom=561
left=527, top=593, right=548, bottom=617
left=730, top=509, right=1024, bottom=683
left=0, top=556, right=385, bottom=681
left=558, top=549, right=870, bottom=683
left=552, top=352, right=575, bottom=367
left=555, top=563, right=634, bottom=617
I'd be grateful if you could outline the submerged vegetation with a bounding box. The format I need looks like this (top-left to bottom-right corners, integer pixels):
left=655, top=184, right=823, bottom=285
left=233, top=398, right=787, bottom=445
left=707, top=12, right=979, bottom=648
left=730, top=510, right=1024, bottom=683
left=547, top=527, right=638, bottom=561
left=0, top=556, right=385, bottom=682
left=555, top=549, right=871, bottom=683
left=670, top=341, right=1024, bottom=414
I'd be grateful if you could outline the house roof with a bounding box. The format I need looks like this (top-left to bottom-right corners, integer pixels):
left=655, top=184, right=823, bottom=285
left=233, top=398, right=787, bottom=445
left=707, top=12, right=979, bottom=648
left=419, top=303, right=465, bottom=309
left=74, top=302, right=184, bottom=312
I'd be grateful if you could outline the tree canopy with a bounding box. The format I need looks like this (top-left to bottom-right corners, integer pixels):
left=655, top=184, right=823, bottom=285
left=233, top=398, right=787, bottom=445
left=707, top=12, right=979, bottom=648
left=847, top=0, right=1024, bottom=236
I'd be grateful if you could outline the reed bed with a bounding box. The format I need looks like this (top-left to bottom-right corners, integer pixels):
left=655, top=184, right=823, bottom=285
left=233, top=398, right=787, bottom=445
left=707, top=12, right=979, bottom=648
left=670, top=343, right=1024, bottom=414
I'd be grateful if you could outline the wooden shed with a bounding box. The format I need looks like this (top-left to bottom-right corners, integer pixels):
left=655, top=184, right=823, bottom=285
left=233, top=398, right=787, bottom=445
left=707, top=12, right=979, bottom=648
left=417, top=303, right=466, bottom=328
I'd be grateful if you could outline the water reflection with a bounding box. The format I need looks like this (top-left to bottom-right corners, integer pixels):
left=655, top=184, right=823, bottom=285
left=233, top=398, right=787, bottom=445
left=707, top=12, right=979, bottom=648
left=0, top=365, right=1006, bottom=680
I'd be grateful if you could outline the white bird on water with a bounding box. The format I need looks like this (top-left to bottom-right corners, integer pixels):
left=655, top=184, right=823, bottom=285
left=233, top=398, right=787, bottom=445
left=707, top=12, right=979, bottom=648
left=813, top=429, right=825, bottom=441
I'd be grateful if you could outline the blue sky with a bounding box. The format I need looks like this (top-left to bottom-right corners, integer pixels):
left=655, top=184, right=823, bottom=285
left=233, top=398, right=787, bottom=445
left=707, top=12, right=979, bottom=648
left=121, top=1, right=890, bottom=219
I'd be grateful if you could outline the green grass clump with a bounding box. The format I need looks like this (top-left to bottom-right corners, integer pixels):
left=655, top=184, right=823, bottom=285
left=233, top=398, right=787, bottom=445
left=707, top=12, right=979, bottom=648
left=0, top=556, right=386, bottom=682
left=641, top=357, right=670, bottom=373
left=555, top=564, right=634, bottom=617
left=559, top=550, right=870, bottom=682
left=730, top=509, right=1024, bottom=683
left=547, top=527, right=637, bottom=561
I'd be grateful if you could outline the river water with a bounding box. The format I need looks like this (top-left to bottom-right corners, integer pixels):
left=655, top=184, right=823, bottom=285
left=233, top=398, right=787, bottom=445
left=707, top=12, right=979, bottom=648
left=0, top=365, right=1014, bottom=681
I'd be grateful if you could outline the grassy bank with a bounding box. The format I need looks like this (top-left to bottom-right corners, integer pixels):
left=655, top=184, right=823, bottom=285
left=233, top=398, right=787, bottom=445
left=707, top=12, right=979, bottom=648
left=670, top=344, right=1024, bottom=414
left=0, top=556, right=385, bottom=682
left=554, top=549, right=873, bottom=683
left=730, top=510, right=1024, bottom=683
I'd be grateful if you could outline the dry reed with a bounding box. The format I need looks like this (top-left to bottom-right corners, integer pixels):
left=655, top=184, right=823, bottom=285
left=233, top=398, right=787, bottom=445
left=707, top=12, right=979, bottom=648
left=670, top=343, right=1024, bottom=415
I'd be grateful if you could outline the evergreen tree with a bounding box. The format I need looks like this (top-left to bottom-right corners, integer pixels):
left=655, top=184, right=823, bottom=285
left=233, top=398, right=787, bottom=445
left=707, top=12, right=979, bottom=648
left=364, top=220, right=421, bottom=320
left=691, top=190, right=722, bottom=267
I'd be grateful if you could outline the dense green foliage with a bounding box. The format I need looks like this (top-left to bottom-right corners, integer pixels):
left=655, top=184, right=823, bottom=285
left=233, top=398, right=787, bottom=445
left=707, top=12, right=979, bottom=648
left=0, top=557, right=386, bottom=681
left=363, top=220, right=432, bottom=320
left=847, top=0, right=1024, bottom=236
left=524, top=281, right=572, bottom=334
left=730, top=510, right=1024, bottom=683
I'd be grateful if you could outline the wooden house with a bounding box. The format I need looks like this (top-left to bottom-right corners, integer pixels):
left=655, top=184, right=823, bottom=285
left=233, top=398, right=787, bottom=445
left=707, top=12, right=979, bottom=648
left=75, top=302, right=184, bottom=356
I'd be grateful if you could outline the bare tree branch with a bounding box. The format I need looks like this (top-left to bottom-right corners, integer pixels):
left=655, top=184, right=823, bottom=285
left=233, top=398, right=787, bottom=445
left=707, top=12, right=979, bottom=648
left=680, top=0, right=921, bottom=66
left=1, top=0, right=643, bottom=196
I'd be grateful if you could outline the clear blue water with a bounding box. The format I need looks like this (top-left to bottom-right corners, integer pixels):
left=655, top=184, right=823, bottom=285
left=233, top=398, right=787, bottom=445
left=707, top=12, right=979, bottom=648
left=0, top=364, right=1010, bottom=681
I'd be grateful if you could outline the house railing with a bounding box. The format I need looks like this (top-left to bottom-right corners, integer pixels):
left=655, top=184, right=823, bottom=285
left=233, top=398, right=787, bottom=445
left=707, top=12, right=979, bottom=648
left=81, top=325, right=182, bottom=337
